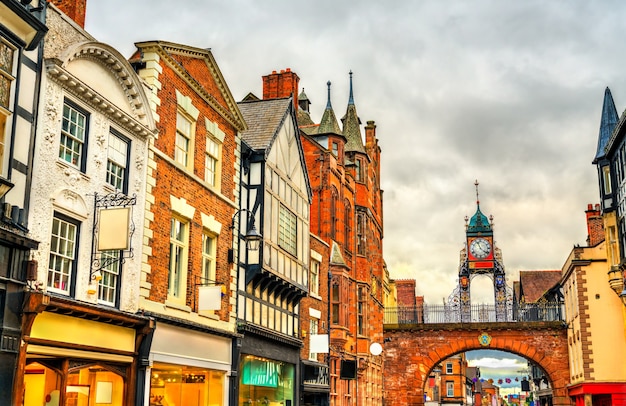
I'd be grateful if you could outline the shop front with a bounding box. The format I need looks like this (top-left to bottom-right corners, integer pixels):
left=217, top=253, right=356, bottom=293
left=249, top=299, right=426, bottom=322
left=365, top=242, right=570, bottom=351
left=16, top=292, right=152, bottom=406
left=141, top=320, right=236, bottom=406
left=301, top=360, right=330, bottom=406
left=237, top=333, right=300, bottom=406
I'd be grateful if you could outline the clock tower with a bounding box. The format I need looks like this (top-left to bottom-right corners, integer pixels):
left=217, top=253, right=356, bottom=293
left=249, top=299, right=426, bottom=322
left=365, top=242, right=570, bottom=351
left=451, top=181, right=510, bottom=322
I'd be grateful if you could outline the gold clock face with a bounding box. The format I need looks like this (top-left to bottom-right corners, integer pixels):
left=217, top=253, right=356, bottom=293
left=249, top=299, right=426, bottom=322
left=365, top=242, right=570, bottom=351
left=469, top=237, right=491, bottom=259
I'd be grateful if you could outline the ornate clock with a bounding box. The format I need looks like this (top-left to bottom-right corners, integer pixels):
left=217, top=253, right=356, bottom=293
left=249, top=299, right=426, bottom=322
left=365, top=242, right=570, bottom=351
left=469, top=237, right=491, bottom=259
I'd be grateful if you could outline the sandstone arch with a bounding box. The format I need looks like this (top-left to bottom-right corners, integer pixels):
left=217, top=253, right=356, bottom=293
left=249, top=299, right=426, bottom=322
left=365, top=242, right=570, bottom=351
left=382, top=322, right=570, bottom=406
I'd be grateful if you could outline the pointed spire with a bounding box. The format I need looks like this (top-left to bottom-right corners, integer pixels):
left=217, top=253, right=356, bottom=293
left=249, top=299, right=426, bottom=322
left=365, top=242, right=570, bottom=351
left=594, top=87, right=619, bottom=162
left=348, top=70, right=355, bottom=105
left=318, top=81, right=341, bottom=134
left=467, top=180, right=492, bottom=234
left=342, top=70, right=366, bottom=153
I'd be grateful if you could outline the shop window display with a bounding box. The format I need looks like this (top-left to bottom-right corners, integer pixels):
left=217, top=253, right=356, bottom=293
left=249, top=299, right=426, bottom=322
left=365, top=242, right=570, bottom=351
left=150, top=363, right=225, bottom=406
left=239, top=355, right=294, bottom=406
left=23, top=361, right=124, bottom=406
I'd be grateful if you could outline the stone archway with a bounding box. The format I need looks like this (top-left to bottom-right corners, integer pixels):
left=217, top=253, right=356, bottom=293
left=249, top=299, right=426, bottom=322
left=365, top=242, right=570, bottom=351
left=382, top=322, right=570, bottom=406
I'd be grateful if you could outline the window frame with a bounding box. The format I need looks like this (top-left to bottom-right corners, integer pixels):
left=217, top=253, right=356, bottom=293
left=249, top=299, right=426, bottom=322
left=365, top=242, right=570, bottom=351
left=59, top=98, right=89, bottom=172
left=331, top=282, right=340, bottom=325
left=310, top=258, right=320, bottom=297
left=98, top=249, right=121, bottom=307
left=168, top=216, right=189, bottom=303
left=47, top=212, right=80, bottom=297
left=309, top=318, right=319, bottom=360
left=344, top=200, right=352, bottom=253
left=356, top=211, right=366, bottom=256
left=204, top=133, right=221, bottom=188
left=106, top=129, right=131, bottom=193
left=201, top=231, right=217, bottom=284
left=357, top=285, right=366, bottom=336
left=445, top=362, right=453, bottom=374
left=278, top=203, right=297, bottom=256
left=175, top=110, right=194, bottom=170
left=446, top=381, right=454, bottom=397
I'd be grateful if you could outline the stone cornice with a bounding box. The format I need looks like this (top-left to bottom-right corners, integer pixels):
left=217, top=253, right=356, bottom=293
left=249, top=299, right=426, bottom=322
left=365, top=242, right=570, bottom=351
left=135, top=41, right=247, bottom=132
left=46, top=59, right=155, bottom=139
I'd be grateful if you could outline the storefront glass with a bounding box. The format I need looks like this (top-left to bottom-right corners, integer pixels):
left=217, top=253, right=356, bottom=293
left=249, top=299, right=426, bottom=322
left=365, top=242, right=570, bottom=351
left=149, top=362, right=225, bottom=406
left=23, top=361, right=125, bottom=406
left=239, top=355, right=294, bottom=406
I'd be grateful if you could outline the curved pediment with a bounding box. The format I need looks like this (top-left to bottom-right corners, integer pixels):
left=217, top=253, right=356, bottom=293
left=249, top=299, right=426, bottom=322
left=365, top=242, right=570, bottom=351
left=46, top=41, right=156, bottom=137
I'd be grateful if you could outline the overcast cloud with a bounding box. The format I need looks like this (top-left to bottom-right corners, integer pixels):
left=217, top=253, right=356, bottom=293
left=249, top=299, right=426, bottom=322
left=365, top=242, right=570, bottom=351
left=85, top=1, right=623, bottom=302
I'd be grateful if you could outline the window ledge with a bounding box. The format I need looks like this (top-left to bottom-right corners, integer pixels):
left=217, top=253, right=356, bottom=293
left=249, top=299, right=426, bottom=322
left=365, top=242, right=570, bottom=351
left=165, top=299, right=191, bottom=313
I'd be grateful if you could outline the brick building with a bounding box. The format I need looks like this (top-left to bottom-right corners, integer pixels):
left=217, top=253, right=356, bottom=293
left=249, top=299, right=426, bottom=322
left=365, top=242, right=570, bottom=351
left=130, top=41, right=247, bottom=405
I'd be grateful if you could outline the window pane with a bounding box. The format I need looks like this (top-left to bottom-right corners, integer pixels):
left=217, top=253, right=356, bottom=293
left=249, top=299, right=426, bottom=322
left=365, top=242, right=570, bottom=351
left=175, top=112, right=192, bottom=166
left=278, top=204, right=297, bottom=256
left=47, top=216, right=78, bottom=294
left=60, top=102, right=87, bottom=167
left=107, top=133, right=128, bottom=191
left=169, top=218, right=188, bottom=299
left=98, top=250, right=120, bottom=306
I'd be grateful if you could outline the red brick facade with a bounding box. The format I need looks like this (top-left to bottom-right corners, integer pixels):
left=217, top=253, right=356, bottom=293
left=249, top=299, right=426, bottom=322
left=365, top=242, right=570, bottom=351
left=48, top=0, right=87, bottom=28
left=135, top=41, right=245, bottom=319
left=395, top=280, right=417, bottom=307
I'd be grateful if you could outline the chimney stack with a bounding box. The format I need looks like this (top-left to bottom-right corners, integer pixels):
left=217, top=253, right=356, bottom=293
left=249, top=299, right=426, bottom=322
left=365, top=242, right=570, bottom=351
left=585, top=203, right=604, bottom=246
left=48, top=0, right=87, bottom=28
left=262, top=68, right=300, bottom=112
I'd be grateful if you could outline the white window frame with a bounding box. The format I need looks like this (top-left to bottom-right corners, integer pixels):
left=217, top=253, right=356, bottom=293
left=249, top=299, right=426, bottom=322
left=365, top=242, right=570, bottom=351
left=310, top=258, right=320, bottom=296
left=98, top=250, right=121, bottom=306
left=106, top=131, right=129, bottom=192
left=446, top=362, right=453, bottom=374
left=309, top=318, right=319, bottom=361
left=205, top=134, right=221, bottom=187
left=201, top=231, right=216, bottom=284
left=278, top=203, right=297, bottom=256
left=446, top=381, right=454, bottom=397
left=60, top=99, right=88, bottom=170
left=168, top=217, right=189, bottom=303
left=175, top=111, right=194, bottom=169
left=47, top=214, right=79, bottom=296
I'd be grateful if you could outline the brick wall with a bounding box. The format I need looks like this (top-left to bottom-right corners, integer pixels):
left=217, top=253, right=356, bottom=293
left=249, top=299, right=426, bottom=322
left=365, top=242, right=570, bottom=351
left=585, top=203, right=604, bottom=246
left=262, top=68, right=300, bottom=111
left=395, top=279, right=417, bottom=307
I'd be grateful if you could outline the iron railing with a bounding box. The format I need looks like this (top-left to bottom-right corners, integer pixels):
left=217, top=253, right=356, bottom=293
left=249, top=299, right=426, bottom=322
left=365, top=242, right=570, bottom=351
left=384, top=302, right=564, bottom=325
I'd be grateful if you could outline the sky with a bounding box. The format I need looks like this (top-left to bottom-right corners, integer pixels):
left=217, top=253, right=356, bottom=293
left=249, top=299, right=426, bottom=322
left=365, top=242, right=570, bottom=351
left=84, top=0, right=623, bottom=391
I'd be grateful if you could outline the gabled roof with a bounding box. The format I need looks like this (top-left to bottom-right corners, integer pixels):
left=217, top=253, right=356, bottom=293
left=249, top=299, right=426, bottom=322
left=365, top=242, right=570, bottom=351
left=519, top=270, right=561, bottom=303
left=594, top=87, right=619, bottom=163
left=134, top=40, right=247, bottom=132
left=237, top=97, right=293, bottom=151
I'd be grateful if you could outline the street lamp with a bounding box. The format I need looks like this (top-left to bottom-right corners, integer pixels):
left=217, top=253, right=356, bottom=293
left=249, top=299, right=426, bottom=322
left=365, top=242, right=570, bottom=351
left=229, top=209, right=262, bottom=262
left=0, top=177, right=14, bottom=200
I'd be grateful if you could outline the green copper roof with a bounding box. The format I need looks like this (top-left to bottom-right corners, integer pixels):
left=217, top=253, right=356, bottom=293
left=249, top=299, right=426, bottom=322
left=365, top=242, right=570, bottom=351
left=468, top=205, right=491, bottom=233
